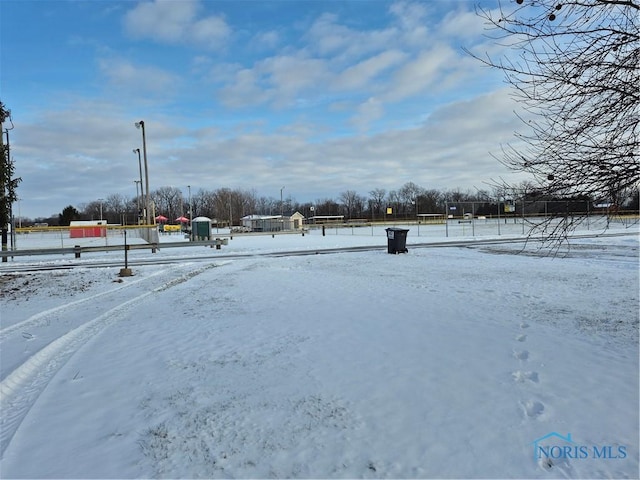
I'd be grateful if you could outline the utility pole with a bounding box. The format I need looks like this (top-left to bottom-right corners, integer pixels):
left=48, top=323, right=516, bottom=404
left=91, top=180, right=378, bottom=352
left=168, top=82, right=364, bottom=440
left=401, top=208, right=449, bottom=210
left=134, top=180, right=141, bottom=220
left=133, top=148, right=144, bottom=224
left=135, top=121, right=151, bottom=225
left=280, top=186, right=285, bottom=231
left=188, top=185, right=193, bottom=241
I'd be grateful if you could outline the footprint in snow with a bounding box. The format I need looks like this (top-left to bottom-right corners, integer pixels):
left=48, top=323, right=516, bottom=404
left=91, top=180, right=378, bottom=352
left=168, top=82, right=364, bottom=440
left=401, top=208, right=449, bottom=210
left=522, top=399, right=545, bottom=418
left=512, top=370, right=539, bottom=383
left=513, top=349, right=529, bottom=361
left=520, top=322, right=530, bottom=329
left=516, top=334, right=527, bottom=342
left=538, top=454, right=574, bottom=476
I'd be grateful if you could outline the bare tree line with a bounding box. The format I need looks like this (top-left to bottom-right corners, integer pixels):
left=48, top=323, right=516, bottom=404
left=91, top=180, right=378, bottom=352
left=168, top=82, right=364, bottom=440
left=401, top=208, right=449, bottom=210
left=26, top=179, right=639, bottom=227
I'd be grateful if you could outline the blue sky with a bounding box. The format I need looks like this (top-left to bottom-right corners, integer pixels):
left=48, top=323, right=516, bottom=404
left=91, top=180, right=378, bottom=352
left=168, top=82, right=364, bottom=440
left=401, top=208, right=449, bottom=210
left=1, top=0, right=529, bottom=219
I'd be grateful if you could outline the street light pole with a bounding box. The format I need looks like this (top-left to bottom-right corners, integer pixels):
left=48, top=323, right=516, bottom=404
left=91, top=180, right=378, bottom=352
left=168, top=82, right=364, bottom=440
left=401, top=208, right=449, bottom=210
left=188, top=185, right=193, bottom=241
left=188, top=185, right=192, bottom=219
left=134, top=180, right=141, bottom=222
left=133, top=148, right=144, bottom=224
left=280, top=186, right=285, bottom=229
left=135, top=121, right=151, bottom=225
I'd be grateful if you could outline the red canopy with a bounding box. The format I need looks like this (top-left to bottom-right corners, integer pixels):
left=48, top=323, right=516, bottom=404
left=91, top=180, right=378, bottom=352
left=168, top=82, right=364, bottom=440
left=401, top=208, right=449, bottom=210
left=175, top=216, right=190, bottom=223
left=155, top=215, right=168, bottom=222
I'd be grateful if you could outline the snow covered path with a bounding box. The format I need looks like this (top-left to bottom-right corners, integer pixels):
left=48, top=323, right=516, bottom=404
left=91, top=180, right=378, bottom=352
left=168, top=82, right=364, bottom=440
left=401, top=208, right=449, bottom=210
left=0, top=234, right=638, bottom=478
left=0, top=262, right=231, bottom=457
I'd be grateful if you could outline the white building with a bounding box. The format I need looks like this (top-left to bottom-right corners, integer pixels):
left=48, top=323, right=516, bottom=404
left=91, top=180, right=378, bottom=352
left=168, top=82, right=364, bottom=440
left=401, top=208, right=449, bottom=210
left=241, top=212, right=305, bottom=232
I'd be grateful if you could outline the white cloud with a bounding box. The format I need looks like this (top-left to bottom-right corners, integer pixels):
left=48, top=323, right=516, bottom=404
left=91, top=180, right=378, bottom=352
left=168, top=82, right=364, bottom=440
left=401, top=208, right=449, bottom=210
left=190, top=15, right=230, bottom=47
left=333, top=50, right=407, bottom=91
left=98, top=58, right=179, bottom=94
left=252, top=30, right=280, bottom=50
left=388, top=1, right=430, bottom=46
left=389, top=1, right=429, bottom=30
left=438, top=8, right=488, bottom=40
left=349, top=97, right=384, bottom=132
left=207, top=2, right=493, bottom=117
left=306, top=13, right=397, bottom=61
left=306, top=13, right=353, bottom=56
left=384, top=44, right=459, bottom=101
left=217, top=68, right=269, bottom=108
left=123, top=0, right=230, bottom=48
left=261, top=55, right=331, bottom=104
left=218, top=55, right=332, bottom=108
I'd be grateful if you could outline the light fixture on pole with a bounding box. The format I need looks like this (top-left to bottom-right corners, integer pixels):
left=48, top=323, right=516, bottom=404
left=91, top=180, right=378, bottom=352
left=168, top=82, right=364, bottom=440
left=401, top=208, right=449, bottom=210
left=133, top=148, right=144, bottom=224
left=134, top=121, right=151, bottom=225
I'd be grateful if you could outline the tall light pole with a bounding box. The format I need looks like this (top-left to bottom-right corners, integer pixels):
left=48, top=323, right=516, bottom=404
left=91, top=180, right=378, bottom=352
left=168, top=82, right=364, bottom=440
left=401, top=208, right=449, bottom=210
left=280, top=186, right=285, bottom=229
left=187, top=185, right=193, bottom=241
left=187, top=185, right=192, bottom=219
left=135, top=121, right=151, bottom=225
left=134, top=180, right=141, bottom=222
left=99, top=198, right=104, bottom=221
left=133, top=148, right=144, bottom=224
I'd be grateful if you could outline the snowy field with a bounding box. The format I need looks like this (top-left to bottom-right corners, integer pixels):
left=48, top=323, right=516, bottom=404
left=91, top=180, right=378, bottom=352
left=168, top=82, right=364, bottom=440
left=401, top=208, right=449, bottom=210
left=0, top=222, right=638, bottom=479
left=7, top=215, right=637, bottom=252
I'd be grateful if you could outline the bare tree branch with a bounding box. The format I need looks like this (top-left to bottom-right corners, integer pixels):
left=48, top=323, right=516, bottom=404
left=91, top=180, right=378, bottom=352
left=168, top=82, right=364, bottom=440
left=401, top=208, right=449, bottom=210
left=466, top=0, right=639, bottom=244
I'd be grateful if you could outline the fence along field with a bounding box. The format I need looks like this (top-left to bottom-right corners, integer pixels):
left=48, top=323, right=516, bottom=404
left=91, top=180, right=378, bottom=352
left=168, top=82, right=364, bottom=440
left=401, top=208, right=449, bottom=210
left=5, top=211, right=637, bottom=254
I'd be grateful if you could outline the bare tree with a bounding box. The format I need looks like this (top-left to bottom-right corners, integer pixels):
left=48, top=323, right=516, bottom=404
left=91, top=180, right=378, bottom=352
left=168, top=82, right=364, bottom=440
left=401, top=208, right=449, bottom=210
left=368, top=188, right=386, bottom=220
left=386, top=190, right=402, bottom=217
left=104, top=193, right=128, bottom=223
left=152, top=186, right=183, bottom=221
left=444, top=188, right=470, bottom=203
left=419, top=189, right=443, bottom=213
left=339, top=190, right=366, bottom=219
left=255, top=195, right=277, bottom=215
left=208, top=188, right=254, bottom=226
left=195, top=189, right=217, bottom=219
left=82, top=200, right=104, bottom=222
left=470, top=0, right=639, bottom=242
left=188, top=188, right=212, bottom=220
left=399, top=182, right=425, bottom=216
left=239, top=188, right=258, bottom=218
left=314, top=198, right=340, bottom=217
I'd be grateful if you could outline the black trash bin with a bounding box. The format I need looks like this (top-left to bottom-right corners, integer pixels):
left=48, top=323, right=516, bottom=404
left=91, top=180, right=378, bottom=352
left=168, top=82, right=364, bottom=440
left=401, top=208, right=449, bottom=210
left=385, top=227, right=409, bottom=254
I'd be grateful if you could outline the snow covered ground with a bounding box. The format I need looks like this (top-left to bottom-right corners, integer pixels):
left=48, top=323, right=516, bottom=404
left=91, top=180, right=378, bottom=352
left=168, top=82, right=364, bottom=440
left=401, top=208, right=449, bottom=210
left=0, top=222, right=638, bottom=478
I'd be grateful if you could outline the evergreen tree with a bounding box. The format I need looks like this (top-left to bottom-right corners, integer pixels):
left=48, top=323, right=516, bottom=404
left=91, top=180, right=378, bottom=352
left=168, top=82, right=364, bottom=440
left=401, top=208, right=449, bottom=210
left=1, top=101, right=22, bottom=262
left=59, top=205, right=80, bottom=226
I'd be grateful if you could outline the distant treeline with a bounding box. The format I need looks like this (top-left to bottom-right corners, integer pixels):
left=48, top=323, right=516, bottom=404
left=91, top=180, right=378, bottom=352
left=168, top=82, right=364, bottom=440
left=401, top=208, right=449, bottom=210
left=25, top=181, right=640, bottom=227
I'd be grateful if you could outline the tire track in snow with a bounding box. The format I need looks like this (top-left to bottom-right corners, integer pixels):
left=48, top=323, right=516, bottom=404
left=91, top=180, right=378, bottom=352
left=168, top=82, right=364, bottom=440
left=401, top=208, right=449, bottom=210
left=0, top=268, right=171, bottom=340
left=0, top=262, right=220, bottom=458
